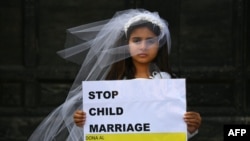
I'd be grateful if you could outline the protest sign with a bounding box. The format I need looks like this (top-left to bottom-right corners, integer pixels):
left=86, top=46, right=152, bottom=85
left=82, top=79, right=187, bottom=141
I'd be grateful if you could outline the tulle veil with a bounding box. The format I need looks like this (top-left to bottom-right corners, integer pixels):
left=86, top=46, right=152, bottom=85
left=28, top=8, right=171, bottom=141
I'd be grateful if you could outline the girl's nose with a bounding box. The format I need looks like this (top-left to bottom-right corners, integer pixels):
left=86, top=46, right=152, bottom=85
left=139, top=41, right=148, bottom=50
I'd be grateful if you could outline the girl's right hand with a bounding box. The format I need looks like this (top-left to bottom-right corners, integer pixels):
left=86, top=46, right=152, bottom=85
left=73, top=110, right=86, bottom=127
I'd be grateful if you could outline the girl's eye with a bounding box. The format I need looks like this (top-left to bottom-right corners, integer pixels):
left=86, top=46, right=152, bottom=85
left=146, top=38, right=158, bottom=45
left=132, top=38, right=141, bottom=44
left=146, top=38, right=157, bottom=44
left=130, top=37, right=158, bottom=44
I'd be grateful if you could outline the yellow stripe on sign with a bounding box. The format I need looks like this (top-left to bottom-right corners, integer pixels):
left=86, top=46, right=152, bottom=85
left=85, top=132, right=186, bottom=141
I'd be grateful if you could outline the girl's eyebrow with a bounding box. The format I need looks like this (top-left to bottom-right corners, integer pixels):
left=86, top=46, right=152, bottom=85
left=130, top=36, right=156, bottom=39
left=146, top=37, right=157, bottom=39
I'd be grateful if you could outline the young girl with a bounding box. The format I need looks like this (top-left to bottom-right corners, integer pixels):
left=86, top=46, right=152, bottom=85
left=73, top=9, right=201, bottom=139
left=28, top=9, right=201, bottom=141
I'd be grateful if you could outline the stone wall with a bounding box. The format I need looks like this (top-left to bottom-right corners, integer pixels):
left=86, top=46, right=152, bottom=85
left=0, top=0, right=249, bottom=140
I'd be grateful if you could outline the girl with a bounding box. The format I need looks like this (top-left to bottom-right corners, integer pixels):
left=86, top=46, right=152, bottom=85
left=73, top=9, right=201, bottom=139
left=28, top=9, right=201, bottom=141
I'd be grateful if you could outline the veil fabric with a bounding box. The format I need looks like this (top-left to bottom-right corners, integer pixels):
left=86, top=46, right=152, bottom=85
left=28, top=8, right=171, bottom=141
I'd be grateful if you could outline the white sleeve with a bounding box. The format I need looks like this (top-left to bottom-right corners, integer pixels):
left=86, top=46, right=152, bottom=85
left=187, top=130, right=198, bottom=139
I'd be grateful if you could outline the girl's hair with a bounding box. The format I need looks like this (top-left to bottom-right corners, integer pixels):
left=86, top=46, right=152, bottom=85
left=105, top=21, right=173, bottom=80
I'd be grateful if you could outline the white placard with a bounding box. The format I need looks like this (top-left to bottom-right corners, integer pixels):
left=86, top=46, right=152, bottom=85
left=82, top=79, right=187, bottom=141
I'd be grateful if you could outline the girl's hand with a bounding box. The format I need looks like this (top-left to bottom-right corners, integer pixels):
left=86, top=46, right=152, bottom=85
left=73, top=110, right=86, bottom=127
left=184, top=111, right=202, bottom=133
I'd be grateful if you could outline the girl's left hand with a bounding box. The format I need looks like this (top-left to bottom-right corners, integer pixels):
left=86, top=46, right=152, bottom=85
left=184, top=111, right=202, bottom=133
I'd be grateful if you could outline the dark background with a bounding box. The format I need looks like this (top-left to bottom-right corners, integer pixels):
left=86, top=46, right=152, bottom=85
left=0, top=0, right=249, bottom=141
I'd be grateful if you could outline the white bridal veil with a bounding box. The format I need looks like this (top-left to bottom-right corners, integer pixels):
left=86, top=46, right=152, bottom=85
left=28, top=8, right=171, bottom=141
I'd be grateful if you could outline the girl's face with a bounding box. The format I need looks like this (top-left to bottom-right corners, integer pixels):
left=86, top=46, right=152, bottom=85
left=128, top=27, right=159, bottom=65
